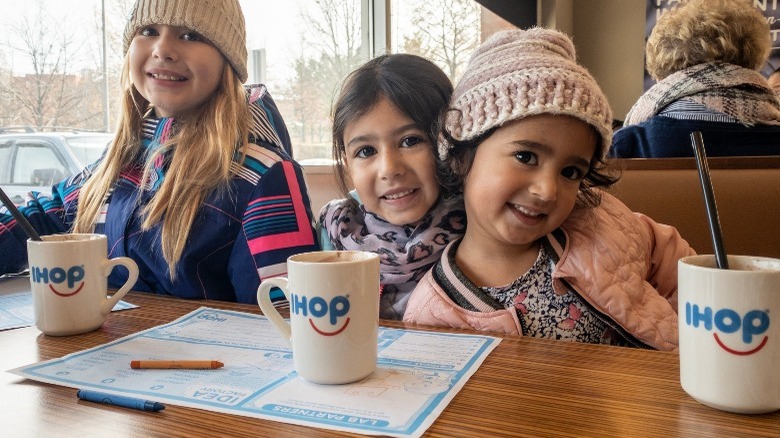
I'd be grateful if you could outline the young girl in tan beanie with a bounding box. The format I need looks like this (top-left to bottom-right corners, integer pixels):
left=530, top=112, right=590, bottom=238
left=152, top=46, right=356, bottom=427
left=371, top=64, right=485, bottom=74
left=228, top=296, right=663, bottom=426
left=403, top=28, right=695, bottom=350
left=0, top=0, right=319, bottom=303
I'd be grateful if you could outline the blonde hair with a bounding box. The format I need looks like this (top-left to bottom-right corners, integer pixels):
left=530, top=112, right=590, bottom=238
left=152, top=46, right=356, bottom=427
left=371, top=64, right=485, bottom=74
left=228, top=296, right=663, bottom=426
left=646, top=0, right=770, bottom=81
left=74, top=56, right=249, bottom=279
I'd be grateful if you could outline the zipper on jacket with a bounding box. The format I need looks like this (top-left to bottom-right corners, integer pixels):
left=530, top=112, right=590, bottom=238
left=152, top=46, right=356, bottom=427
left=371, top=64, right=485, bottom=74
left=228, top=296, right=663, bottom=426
left=558, top=278, right=653, bottom=350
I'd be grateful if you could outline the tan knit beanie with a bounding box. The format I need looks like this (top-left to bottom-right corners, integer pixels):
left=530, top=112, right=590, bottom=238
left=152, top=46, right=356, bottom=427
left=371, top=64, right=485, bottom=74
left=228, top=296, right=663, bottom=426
left=123, top=0, right=248, bottom=83
left=441, top=27, right=613, bottom=160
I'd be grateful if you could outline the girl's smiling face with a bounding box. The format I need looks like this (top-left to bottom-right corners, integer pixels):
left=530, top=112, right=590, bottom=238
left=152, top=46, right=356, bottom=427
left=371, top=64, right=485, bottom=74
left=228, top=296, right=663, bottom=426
left=128, top=24, right=226, bottom=118
left=462, top=114, right=597, bottom=254
left=343, top=96, right=440, bottom=226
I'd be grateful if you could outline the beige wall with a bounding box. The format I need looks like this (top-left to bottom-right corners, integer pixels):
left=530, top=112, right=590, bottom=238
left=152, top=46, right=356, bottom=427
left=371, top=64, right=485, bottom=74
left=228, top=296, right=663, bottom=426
left=482, top=0, right=647, bottom=122
left=569, top=0, right=646, bottom=121
left=304, top=166, right=341, bottom=215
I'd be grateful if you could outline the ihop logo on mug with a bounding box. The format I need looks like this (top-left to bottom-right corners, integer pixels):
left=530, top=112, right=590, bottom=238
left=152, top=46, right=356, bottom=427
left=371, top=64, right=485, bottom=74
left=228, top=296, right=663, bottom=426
left=30, top=265, right=86, bottom=297
left=684, top=301, right=770, bottom=356
left=290, top=293, right=350, bottom=336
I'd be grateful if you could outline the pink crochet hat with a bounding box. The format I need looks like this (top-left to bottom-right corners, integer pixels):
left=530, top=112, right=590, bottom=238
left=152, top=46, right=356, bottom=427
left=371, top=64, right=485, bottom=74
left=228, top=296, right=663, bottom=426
left=441, top=27, right=613, bottom=160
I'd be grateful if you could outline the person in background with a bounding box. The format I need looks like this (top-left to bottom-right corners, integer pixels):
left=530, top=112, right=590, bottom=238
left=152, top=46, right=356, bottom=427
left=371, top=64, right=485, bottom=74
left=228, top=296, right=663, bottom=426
left=611, top=0, right=780, bottom=158
left=403, top=28, right=695, bottom=350
left=318, top=54, right=466, bottom=320
left=767, top=67, right=780, bottom=95
left=0, top=0, right=319, bottom=303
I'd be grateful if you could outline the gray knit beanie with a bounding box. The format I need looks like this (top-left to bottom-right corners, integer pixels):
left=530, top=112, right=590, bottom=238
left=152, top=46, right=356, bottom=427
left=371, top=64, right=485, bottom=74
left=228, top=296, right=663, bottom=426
left=441, top=27, right=613, bottom=160
left=123, top=0, right=248, bottom=83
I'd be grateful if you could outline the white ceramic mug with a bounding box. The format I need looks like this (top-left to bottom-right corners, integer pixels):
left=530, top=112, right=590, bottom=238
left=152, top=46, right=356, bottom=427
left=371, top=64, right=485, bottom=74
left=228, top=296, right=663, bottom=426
left=257, top=250, right=380, bottom=384
left=678, top=254, right=780, bottom=414
left=27, top=234, right=139, bottom=336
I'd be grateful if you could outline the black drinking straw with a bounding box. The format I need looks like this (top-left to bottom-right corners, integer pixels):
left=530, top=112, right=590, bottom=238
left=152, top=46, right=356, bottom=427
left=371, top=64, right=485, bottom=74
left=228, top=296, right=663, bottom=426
left=690, top=131, right=728, bottom=269
left=0, top=187, right=41, bottom=241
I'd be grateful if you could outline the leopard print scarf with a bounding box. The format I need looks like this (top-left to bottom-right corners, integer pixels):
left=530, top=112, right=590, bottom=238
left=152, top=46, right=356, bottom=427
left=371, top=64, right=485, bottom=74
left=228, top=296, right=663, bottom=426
left=319, top=194, right=466, bottom=319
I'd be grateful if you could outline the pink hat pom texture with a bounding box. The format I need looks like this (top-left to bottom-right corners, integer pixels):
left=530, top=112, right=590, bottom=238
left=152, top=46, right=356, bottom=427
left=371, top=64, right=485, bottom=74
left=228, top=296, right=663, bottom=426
left=442, top=27, right=613, bottom=160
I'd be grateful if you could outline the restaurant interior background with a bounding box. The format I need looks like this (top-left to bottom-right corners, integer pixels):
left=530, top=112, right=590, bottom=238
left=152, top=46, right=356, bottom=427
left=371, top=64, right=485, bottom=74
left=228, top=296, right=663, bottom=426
left=2, top=0, right=780, bottom=162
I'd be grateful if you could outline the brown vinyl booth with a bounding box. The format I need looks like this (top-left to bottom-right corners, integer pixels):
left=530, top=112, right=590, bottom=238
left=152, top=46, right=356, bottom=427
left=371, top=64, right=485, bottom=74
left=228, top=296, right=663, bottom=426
left=608, top=157, right=780, bottom=259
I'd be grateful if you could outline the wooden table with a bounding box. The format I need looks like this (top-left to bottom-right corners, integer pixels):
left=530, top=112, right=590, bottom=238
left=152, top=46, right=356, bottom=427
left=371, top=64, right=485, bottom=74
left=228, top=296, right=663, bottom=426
left=1, top=293, right=778, bottom=437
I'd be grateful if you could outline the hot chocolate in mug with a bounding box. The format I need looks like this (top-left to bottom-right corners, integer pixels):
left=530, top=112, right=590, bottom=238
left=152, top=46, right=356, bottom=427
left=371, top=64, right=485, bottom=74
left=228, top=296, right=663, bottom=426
left=257, top=250, right=380, bottom=384
left=678, top=254, right=780, bottom=414
left=27, top=233, right=139, bottom=336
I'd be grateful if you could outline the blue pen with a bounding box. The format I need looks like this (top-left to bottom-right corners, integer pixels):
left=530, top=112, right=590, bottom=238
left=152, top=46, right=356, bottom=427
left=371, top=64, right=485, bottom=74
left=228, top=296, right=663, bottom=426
left=77, top=389, right=165, bottom=412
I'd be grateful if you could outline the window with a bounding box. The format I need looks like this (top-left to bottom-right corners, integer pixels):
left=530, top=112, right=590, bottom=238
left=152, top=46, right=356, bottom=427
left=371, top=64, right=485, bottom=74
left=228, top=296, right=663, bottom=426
left=0, top=0, right=482, bottom=163
left=242, top=0, right=367, bottom=162
left=64, top=135, right=112, bottom=165
left=14, top=142, right=66, bottom=185
left=0, top=141, right=12, bottom=183
left=245, top=0, right=480, bottom=162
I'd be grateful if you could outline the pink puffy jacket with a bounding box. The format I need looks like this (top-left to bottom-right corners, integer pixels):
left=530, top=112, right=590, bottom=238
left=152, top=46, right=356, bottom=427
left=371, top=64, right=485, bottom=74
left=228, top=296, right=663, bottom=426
left=403, top=192, right=696, bottom=351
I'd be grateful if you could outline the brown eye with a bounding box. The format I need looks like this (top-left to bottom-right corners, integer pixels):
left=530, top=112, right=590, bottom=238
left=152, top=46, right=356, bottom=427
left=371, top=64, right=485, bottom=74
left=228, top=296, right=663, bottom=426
left=182, top=31, right=203, bottom=42
left=355, top=146, right=377, bottom=159
left=561, top=166, right=586, bottom=181
left=139, top=27, right=158, bottom=37
left=400, top=136, right=424, bottom=148
left=514, top=151, right=537, bottom=165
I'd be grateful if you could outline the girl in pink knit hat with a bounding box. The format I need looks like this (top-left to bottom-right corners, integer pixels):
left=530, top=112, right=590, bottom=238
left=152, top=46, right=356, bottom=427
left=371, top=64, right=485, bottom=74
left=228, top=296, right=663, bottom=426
left=403, top=28, right=695, bottom=350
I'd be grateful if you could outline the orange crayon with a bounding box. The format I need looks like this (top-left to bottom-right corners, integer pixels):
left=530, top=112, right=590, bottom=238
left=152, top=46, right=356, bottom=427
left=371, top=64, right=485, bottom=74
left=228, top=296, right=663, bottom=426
left=130, top=360, right=224, bottom=369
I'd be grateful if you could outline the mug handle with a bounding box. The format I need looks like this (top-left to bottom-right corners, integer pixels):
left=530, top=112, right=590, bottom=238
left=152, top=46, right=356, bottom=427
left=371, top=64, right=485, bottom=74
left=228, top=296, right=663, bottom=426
left=100, top=257, right=139, bottom=316
left=257, top=278, right=292, bottom=347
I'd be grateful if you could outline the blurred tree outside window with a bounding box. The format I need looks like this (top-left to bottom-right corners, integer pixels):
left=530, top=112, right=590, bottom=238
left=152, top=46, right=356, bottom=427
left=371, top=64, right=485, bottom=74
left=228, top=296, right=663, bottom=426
left=392, top=0, right=480, bottom=81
